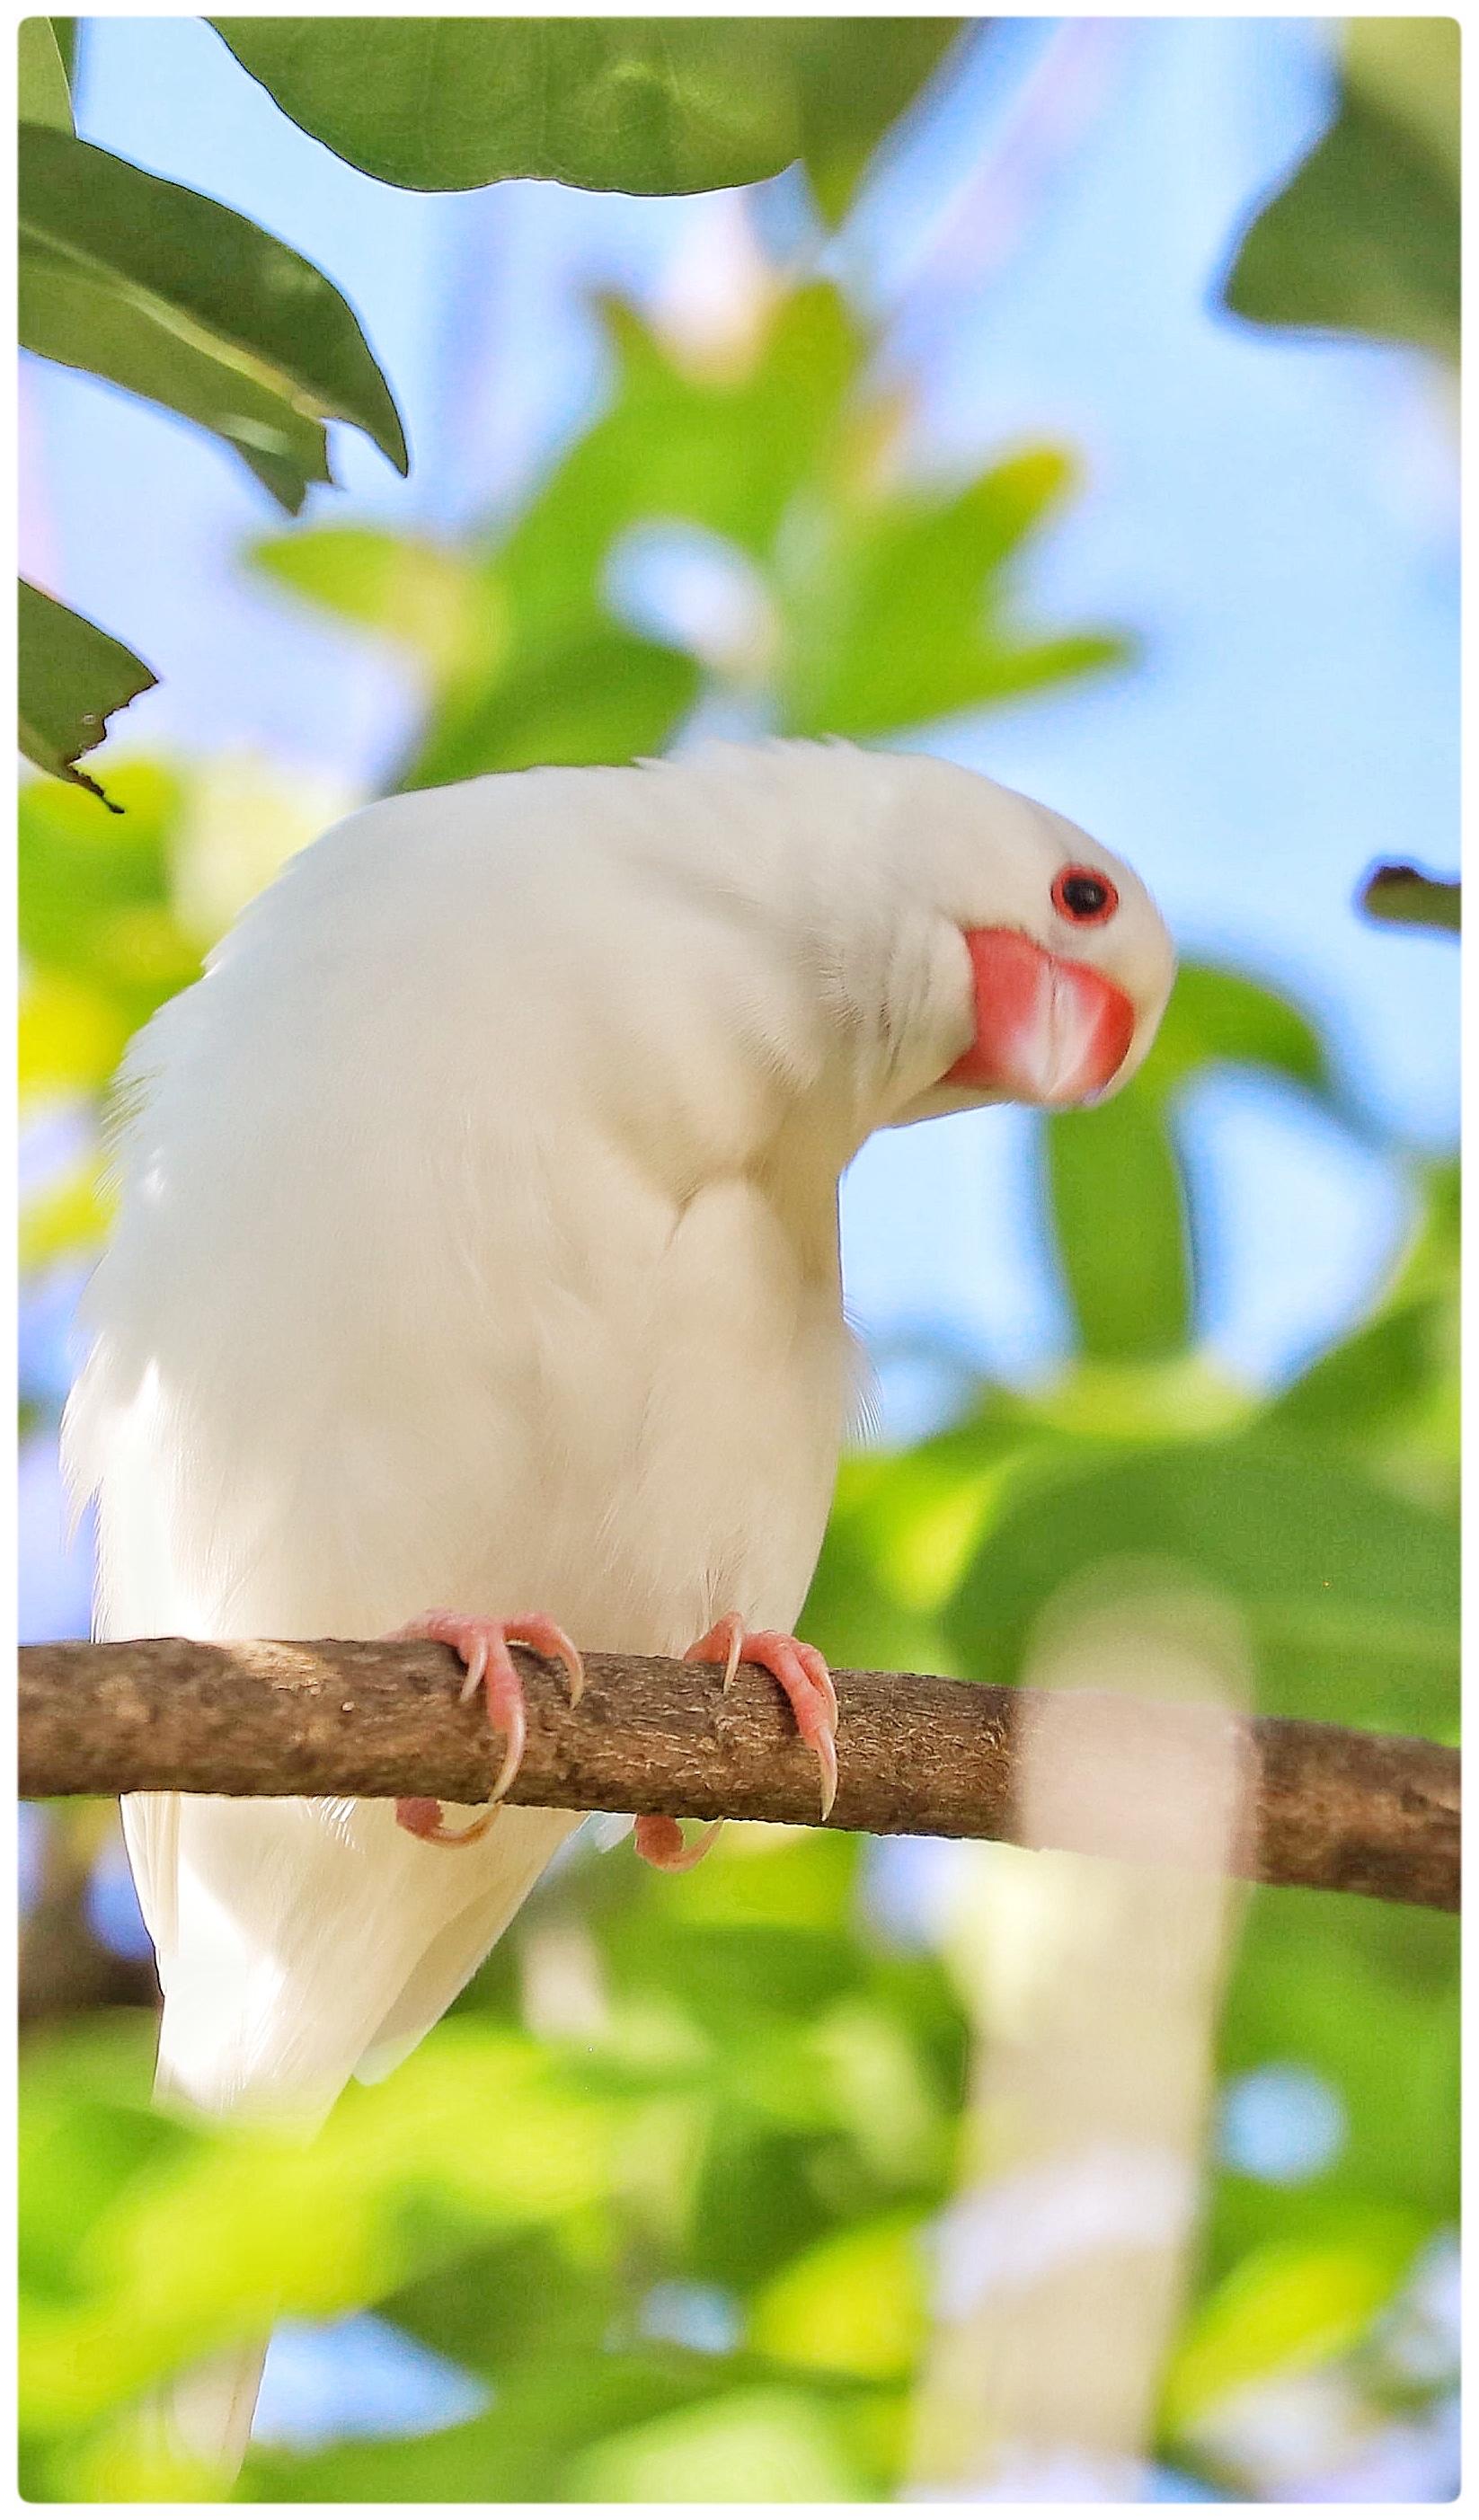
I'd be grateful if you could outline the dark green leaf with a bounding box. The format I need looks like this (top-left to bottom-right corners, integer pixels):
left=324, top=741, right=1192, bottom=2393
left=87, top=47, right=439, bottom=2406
left=1359, top=861, right=1461, bottom=933
left=20, top=127, right=407, bottom=514
left=947, top=1439, right=1459, bottom=1735
left=777, top=20, right=964, bottom=223
left=210, top=17, right=961, bottom=205
left=18, top=18, right=73, bottom=130
left=1263, top=1298, right=1444, bottom=1446
left=1223, top=20, right=1459, bottom=364
left=1046, top=1084, right=1192, bottom=1362
left=17, top=579, right=156, bottom=807
left=1209, top=1883, right=1458, bottom=2272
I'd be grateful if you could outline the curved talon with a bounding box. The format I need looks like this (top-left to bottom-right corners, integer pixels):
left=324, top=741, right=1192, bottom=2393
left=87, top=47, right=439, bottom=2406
left=504, top=1614, right=585, bottom=1711
left=685, top=1618, right=838, bottom=1822
left=394, top=1795, right=499, bottom=1847
left=684, top=1612, right=746, bottom=1693
left=634, top=1813, right=725, bottom=1872
left=390, top=1609, right=582, bottom=1846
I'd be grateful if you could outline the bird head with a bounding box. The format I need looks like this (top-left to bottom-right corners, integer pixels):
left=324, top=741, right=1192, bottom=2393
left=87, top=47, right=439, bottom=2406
left=817, top=748, right=1176, bottom=1132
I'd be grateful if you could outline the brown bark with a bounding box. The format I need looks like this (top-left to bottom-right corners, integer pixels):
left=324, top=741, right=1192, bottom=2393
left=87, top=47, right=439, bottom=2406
left=18, top=1635, right=1459, bottom=1913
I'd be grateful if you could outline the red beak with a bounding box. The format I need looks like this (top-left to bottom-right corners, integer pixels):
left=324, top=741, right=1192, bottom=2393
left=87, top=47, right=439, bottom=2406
left=944, top=927, right=1137, bottom=1105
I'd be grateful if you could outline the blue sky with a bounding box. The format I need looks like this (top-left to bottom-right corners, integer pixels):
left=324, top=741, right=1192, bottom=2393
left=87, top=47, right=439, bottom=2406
left=22, top=15, right=1459, bottom=1628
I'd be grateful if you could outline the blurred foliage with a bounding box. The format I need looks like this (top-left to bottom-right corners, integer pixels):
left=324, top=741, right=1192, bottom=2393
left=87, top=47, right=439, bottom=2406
left=17, top=10, right=961, bottom=791
left=1224, top=16, right=1459, bottom=364
left=210, top=18, right=962, bottom=212
left=249, top=278, right=1125, bottom=791
left=19, top=28, right=1458, bottom=2504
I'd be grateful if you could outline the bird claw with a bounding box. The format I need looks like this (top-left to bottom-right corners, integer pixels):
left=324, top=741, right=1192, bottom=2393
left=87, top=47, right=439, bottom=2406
left=391, top=1611, right=584, bottom=1846
left=685, top=1618, right=838, bottom=1822
left=633, top=1813, right=726, bottom=1872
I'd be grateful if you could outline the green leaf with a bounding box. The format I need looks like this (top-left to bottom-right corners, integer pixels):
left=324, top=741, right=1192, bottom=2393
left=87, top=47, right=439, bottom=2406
left=289, top=281, right=1120, bottom=790
left=1142, top=961, right=1330, bottom=1099
left=20, top=126, right=407, bottom=514
left=17, top=580, right=156, bottom=806
left=21, top=2020, right=619, bottom=2431
left=403, top=629, right=702, bottom=788
left=1264, top=1297, right=1444, bottom=1448
left=1164, top=2213, right=1427, bottom=2434
left=19, top=18, right=73, bottom=130
left=566, top=2385, right=865, bottom=2502
left=749, top=2213, right=927, bottom=2376
left=1223, top=21, right=1459, bottom=362
left=248, top=525, right=506, bottom=691
left=770, top=19, right=964, bottom=224
left=210, top=17, right=961, bottom=206
left=1210, top=1887, right=1457, bottom=2268
left=20, top=790, right=188, bottom=1228
left=1046, top=1084, right=1192, bottom=1363
left=946, top=1438, right=1459, bottom=1736
left=244, top=2350, right=734, bottom=2503
left=1039, top=964, right=1331, bottom=1369
left=497, top=287, right=863, bottom=640
left=778, top=448, right=1129, bottom=738
left=1359, top=861, right=1461, bottom=933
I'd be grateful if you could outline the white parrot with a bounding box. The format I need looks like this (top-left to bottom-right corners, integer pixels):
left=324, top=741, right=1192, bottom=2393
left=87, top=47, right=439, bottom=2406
left=64, top=738, right=1173, bottom=2438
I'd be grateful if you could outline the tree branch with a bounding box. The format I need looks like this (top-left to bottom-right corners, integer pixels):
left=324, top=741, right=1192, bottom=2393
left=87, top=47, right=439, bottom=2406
left=18, top=1636, right=1459, bottom=1914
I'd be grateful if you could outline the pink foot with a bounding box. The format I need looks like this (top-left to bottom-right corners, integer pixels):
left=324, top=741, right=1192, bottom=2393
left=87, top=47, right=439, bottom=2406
left=390, top=1611, right=584, bottom=1848
left=685, top=1614, right=839, bottom=1821
left=633, top=1813, right=726, bottom=1872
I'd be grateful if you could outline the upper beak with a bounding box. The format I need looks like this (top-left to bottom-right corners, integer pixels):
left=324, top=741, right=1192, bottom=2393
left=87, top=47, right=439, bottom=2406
left=944, top=927, right=1137, bottom=1105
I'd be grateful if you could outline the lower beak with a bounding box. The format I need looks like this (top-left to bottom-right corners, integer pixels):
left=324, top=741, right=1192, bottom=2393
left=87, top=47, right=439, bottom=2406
left=944, top=927, right=1137, bottom=1105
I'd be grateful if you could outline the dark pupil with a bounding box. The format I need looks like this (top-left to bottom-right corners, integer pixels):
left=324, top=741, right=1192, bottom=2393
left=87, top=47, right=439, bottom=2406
left=1061, top=873, right=1109, bottom=917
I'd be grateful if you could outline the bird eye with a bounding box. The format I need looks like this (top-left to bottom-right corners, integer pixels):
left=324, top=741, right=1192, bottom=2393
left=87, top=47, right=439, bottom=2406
left=1051, top=865, right=1119, bottom=924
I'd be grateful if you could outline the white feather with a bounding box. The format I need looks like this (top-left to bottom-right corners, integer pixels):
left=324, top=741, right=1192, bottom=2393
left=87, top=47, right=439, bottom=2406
left=66, top=740, right=1174, bottom=2133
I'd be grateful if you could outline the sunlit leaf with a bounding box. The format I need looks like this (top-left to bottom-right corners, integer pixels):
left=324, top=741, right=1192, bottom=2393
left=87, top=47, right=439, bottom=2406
left=1164, top=2213, right=1427, bottom=2432
left=749, top=2213, right=927, bottom=2375
left=404, top=630, right=701, bottom=788
left=19, top=1159, right=114, bottom=1270
left=565, top=2383, right=864, bottom=2500
left=244, top=2348, right=733, bottom=2502
left=18, top=581, right=156, bottom=806
left=19, top=18, right=74, bottom=130
left=20, top=127, right=407, bottom=514
left=211, top=17, right=961, bottom=207
left=778, top=449, right=1129, bottom=738
left=1209, top=1885, right=1458, bottom=2277
left=20, top=2021, right=621, bottom=2429
left=20, top=760, right=200, bottom=1055
left=247, top=526, right=505, bottom=694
